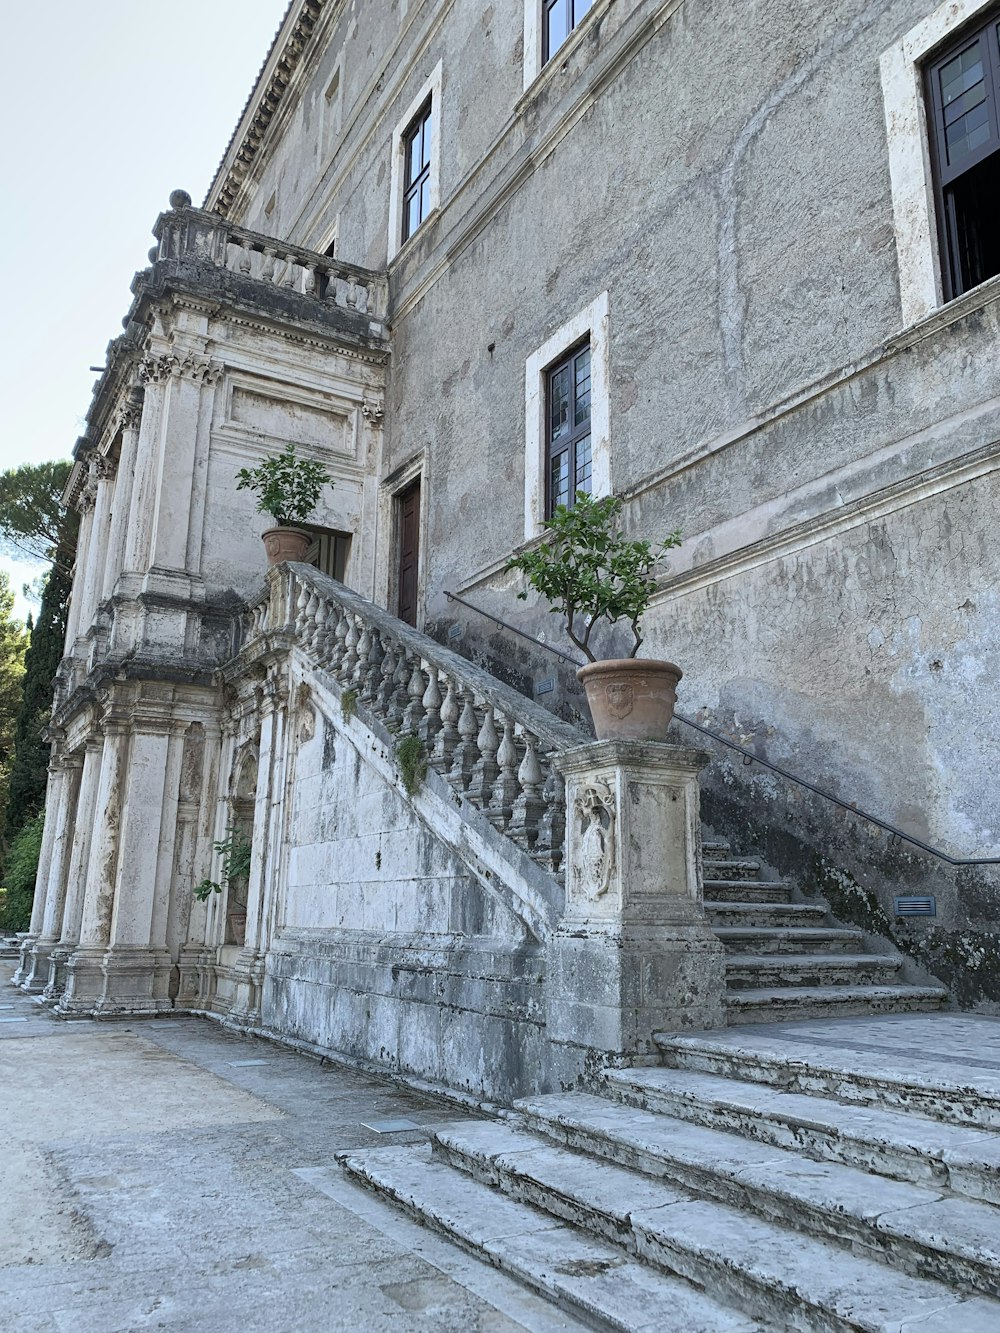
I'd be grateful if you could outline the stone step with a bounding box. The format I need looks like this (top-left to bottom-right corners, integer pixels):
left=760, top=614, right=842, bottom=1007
left=656, top=1027, right=1000, bottom=1130
left=337, top=1143, right=762, bottom=1331
left=713, top=927, right=867, bottom=955
left=704, top=901, right=828, bottom=928
left=702, top=838, right=732, bottom=859
left=704, top=881, right=792, bottom=904
left=724, top=954, right=904, bottom=991
left=702, top=859, right=763, bottom=882
left=514, top=1091, right=1000, bottom=1299
left=602, top=1066, right=1000, bottom=1206
left=725, top=984, right=948, bottom=1022
left=434, top=1119, right=1000, bottom=1332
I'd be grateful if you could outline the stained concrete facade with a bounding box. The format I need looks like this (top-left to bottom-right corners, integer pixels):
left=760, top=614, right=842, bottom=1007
left=12, top=0, right=1000, bottom=1093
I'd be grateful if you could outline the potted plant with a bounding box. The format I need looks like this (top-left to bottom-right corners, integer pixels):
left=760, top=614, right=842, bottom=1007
left=235, top=442, right=333, bottom=566
left=193, top=827, right=253, bottom=946
left=505, top=492, right=682, bottom=741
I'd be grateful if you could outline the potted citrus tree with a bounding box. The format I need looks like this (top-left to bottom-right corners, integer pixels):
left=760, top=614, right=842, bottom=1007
left=236, top=442, right=333, bottom=566
left=506, top=492, right=682, bottom=741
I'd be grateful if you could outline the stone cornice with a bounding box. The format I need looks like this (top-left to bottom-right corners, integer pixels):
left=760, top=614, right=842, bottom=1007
left=205, top=0, right=326, bottom=219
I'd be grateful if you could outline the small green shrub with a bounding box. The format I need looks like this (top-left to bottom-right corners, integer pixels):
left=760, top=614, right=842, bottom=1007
left=395, top=733, right=426, bottom=797
left=235, top=442, right=332, bottom=527
left=0, top=811, right=45, bottom=931
left=505, top=491, right=681, bottom=661
left=192, top=827, right=253, bottom=902
left=341, top=688, right=358, bottom=720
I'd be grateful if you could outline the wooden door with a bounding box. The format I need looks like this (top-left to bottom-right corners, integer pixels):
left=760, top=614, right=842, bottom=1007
left=396, top=480, right=420, bottom=626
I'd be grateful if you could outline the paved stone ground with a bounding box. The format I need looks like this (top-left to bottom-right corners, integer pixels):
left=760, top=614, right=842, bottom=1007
left=0, top=963, right=585, bottom=1333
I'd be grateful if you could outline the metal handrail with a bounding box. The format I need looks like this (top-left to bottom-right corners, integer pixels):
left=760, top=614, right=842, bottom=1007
left=443, top=589, right=1000, bottom=868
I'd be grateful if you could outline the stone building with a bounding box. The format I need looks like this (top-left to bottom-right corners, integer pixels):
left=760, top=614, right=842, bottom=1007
left=13, top=0, right=1000, bottom=1096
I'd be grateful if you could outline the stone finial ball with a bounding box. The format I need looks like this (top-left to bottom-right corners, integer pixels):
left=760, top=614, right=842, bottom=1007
left=148, top=247, right=159, bottom=264
left=169, top=189, right=192, bottom=209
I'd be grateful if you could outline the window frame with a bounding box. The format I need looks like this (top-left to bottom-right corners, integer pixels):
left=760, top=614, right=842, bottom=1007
left=401, top=99, right=433, bottom=246
left=523, top=291, right=610, bottom=542
left=387, top=63, right=442, bottom=263
left=880, top=0, right=1000, bottom=325
left=541, top=0, right=593, bottom=65
left=925, top=13, right=1000, bottom=300
left=544, top=339, right=593, bottom=517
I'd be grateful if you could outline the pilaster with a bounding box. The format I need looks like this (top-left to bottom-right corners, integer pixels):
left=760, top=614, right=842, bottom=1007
left=44, top=737, right=104, bottom=1003
left=19, top=754, right=84, bottom=992
left=12, top=757, right=67, bottom=987
left=546, top=741, right=726, bottom=1061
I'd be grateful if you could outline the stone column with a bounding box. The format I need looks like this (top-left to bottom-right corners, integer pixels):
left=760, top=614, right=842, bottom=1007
left=227, top=677, right=286, bottom=1029
left=121, top=369, right=166, bottom=578
left=546, top=741, right=726, bottom=1063
left=44, top=737, right=104, bottom=1002
left=11, top=758, right=67, bottom=986
left=96, top=718, right=175, bottom=1015
left=101, top=393, right=143, bottom=603
left=63, top=496, right=96, bottom=652
left=76, top=455, right=116, bottom=646
left=58, top=721, right=130, bottom=1014
left=19, top=755, right=84, bottom=992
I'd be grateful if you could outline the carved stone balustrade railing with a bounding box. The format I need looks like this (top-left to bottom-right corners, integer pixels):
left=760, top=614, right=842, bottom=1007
left=240, top=565, right=587, bottom=878
left=150, top=201, right=387, bottom=325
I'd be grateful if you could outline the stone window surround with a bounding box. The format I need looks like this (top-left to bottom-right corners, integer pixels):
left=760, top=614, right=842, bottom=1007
left=387, top=62, right=443, bottom=264
left=524, top=291, right=610, bottom=542
left=880, top=0, right=999, bottom=327
left=522, top=0, right=613, bottom=92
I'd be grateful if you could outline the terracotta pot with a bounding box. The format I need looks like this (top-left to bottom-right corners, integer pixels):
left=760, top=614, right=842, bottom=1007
left=261, top=526, right=312, bottom=566
left=576, top=658, right=683, bottom=742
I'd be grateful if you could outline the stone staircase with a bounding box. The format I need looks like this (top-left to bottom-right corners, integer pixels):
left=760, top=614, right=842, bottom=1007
left=341, top=1015, right=1000, bottom=1330
left=701, top=836, right=947, bottom=1022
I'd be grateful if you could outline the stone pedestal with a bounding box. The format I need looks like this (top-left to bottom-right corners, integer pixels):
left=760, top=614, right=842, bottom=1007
left=546, top=740, right=725, bottom=1061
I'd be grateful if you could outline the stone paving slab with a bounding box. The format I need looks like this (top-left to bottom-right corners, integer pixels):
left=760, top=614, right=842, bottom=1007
left=0, top=963, right=586, bottom=1332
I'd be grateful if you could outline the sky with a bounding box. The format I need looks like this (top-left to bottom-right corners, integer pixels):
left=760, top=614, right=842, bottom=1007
left=0, top=0, right=289, bottom=619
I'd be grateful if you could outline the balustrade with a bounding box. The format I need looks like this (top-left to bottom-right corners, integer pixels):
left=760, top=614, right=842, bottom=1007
left=151, top=204, right=386, bottom=323
left=238, top=566, right=584, bottom=877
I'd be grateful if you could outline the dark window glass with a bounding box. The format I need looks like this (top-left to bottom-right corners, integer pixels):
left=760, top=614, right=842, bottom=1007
left=545, top=342, right=592, bottom=518
left=401, top=101, right=432, bottom=244
left=543, top=0, right=593, bottom=64
left=927, top=17, right=1000, bottom=298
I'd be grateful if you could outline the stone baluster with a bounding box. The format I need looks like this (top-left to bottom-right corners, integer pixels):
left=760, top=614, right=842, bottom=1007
left=448, top=691, right=480, bottom=791
left=303, top=590, right=320, bottom=648
left=341, top=617, right=359, bottom=682
left=324, top=269, right=340, bottom=304
left=465, top=706, right=500, bottom=808
left=283, top=254, right=298, bottom=288
left=418, top=667, right=442, bottom=745
left=509, top=732, right=545, bottom=850
left=430, top=675, right=460, bottom=773
left=376, top=639, right=399, bottom=716
left=360, top=629, right=384, bottom=703
left=402, top=658, right=427, bottom=733
left=304, top=263, right=317, bottom=297
left=386, top=648, right=411, bottom=729
left=533, top=766, right=566, bottom=874
left=312, top=599, right=331, bottom=656
left=346, top=279, right=358, bottom=309
left=489, top=718, right=521, bottom=829
left=238, top=239, right=252, bottom=275
left=352, top=624, right=372, bottom=688
left=294, top=583, right=310, bottom=636
left=262, top=247, right=277, bottom=282
left=330, top=609, right=349, bottom=672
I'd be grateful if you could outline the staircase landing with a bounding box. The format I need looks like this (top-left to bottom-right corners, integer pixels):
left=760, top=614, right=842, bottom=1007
left=341, top=1013, right=1000, bottom=1331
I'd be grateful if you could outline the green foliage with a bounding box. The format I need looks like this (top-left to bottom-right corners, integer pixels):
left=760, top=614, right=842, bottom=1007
left=192, top=827, right=253, bottom=902
left=340, top=688, right=358, bottom=720
left=0, top=811, right=44, bottom=931
left=5, top=565, right=72, bottom=837
left=0, top=572, right=28, bottom=851
left=235, top=443, right=332, bottom=527
left=395, top=733, right=426, bottom=797
left=504, top=492, right=681, bottom=662
left=0, top=460, right=78, bottom=575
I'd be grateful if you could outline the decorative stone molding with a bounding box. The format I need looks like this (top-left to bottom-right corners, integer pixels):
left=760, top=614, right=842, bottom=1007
left=92, top=454, right=117, bottom=483
left=574, top=780, right=617, bottom=902
left=361, top=397, right=385, bottom=427
left=139, top=352, right=224, bottom=385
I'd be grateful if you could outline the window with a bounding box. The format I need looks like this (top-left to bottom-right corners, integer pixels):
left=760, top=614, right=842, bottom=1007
left=543, top=0, right=592, bottom=63
left=546, top=343, right=592, bottom=514
left=401, top=101, right=433, bottom=244
left=926, top=13, right=1000, bottom=299
left=524, top=291, right=610, bottom=540
left=388, top=63, right=442, bottom=262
